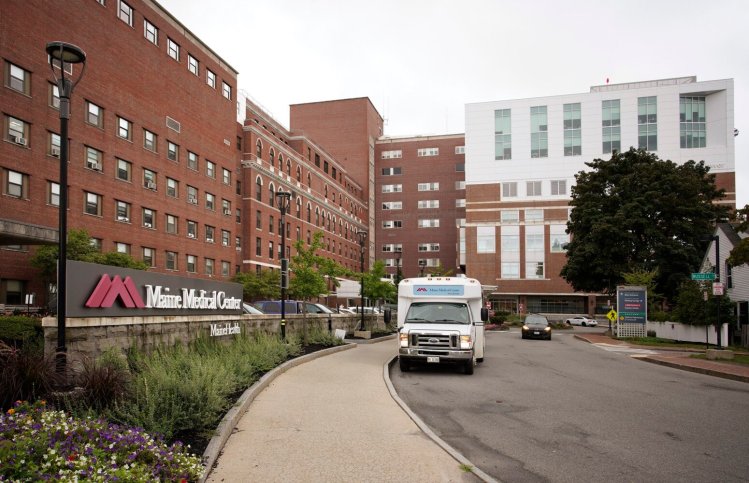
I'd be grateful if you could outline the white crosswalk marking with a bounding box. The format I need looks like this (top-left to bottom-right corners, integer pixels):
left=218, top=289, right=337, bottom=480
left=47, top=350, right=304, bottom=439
left=592, top=343, right=658, bottom=355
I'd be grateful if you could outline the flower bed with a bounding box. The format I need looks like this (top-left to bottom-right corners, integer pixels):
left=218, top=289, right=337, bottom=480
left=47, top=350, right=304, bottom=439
left=0, top=400, right=203, bottom=482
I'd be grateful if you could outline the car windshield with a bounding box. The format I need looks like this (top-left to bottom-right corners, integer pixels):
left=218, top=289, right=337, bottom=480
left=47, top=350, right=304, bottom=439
left=405, top=302, right=470, bottom=324
left=525, top=315, right=548, bottom=326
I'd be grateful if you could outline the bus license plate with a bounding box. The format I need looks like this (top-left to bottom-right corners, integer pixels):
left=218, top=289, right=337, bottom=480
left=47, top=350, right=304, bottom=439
left=427, top=356, right=440, bottom=363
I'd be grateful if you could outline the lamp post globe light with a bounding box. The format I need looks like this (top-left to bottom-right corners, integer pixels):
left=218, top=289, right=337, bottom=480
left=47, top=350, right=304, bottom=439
left=46, top=41, right=87, bottom=372
left=276, top=189, right=291, bottom=340
left=356, top=230, right=368, bottom=332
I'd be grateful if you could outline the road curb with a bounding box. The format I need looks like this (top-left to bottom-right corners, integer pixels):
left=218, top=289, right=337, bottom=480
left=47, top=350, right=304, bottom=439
left=200, top=342, right=357, bottom=482
left=383, top=356, right=499, bottom=483
left=344, top=333, right=398, bottom=344
left=637, top=356, right=749, bottom=384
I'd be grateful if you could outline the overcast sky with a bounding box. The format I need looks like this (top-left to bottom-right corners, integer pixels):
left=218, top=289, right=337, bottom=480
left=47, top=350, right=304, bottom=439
left=158, top=0, right=747, bottom=206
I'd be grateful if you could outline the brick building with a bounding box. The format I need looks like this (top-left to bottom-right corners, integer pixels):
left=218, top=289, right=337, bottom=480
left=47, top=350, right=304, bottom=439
left=465, top=77, right=736, bottom=316
left=374, top=134, right=466, bottom=279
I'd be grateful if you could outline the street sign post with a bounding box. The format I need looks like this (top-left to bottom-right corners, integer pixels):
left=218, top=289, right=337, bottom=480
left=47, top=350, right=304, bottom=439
left=691, top=272, right=716, bottom=281
left=712, top=282, right=725, bottom=296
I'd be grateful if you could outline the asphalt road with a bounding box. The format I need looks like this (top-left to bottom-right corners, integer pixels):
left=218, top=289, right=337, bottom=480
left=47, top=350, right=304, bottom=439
left=390, top=329, right=749, bottom=482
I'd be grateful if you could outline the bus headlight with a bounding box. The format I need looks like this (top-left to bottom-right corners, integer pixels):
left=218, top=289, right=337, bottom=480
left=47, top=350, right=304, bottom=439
left=460, top=335, right=472, bottom=350
left=400, top=333, right=409, bottom=348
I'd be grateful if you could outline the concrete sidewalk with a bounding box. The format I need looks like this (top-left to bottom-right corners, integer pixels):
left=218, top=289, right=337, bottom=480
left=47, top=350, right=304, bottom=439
left=575, top=334, right=749, bottom=383
left=206, top=339, right=478, bottom=482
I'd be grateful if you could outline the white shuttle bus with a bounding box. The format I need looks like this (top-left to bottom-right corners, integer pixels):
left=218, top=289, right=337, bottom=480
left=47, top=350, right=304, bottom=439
left=385, top=276, right=488, bottom=375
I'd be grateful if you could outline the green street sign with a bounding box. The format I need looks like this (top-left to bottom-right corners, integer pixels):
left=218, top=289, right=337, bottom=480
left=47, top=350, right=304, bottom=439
left=691, top=272, right=715, bottom=281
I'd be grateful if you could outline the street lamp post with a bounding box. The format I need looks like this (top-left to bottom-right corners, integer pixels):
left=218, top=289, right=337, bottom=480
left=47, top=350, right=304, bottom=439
left=418, top=259, right=426, bottom=277
left=276, top=189, right=291, bottom=340
left=395, top=251, right=402, bottom=286
left=46, top=42, right=86, bottom=372
left=356, top=230, right=368, bottom=332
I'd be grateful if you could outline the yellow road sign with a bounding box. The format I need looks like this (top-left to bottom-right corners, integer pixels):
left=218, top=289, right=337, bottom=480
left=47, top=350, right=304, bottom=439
left=606, top=309, right=617, bottom=322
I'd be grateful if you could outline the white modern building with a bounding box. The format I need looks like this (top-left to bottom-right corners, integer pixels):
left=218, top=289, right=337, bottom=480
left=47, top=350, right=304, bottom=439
left=463, top=76, right=736, bottom=316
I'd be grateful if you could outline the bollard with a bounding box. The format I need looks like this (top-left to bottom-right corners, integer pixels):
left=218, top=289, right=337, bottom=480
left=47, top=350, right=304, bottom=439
left=328, top=316, right=332, bottom=333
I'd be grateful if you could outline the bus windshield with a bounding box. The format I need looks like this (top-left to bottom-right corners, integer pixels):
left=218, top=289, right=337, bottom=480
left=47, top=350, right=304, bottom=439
left=404, top=302, right=470, bottom=324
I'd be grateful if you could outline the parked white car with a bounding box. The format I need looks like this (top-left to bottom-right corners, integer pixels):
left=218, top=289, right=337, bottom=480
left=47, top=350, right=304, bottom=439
left=565, top=316, right=598, bottom=327
left=347, top=306, right=381, bottom=314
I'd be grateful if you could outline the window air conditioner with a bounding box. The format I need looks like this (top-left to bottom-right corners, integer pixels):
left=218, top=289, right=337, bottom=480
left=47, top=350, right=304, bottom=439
left=188, top=195, right=197, bottom=204
left=87, top=161, right=101, bottom=171
left=223, top=208, right=231, bottom=215
left=146, top=181, right=156, bottom=190
left=51, top=147, right=61, bottom=157
left=13, top=136, right=27, bottom=146
left=187, top=233, right=196, bottom=238
left=206, top=238, right=214, bottom=243
left=144, top=222, right=152, bottom=228
left=117, top=216, right=130, bottom=222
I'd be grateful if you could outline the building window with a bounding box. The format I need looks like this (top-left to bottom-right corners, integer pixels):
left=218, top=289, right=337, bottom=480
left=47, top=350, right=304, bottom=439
left=455, top=163, right=465, bottom=172
left=48, top=181, right=60, bottom=206
left=222, top=81, right=232, bottom=100
left=116, top=158, right=132, bottom=182
left=417, top=219, right=440, bottom=228
left=381, top=167, right=402, bottom=176
left=551, top=180, right=567, bottom=196
left=205, top=258, right=214, bottom=276
left=115, top=242, right=130, bottom=255
left=143, top=247, right=155, bottom=267
left=206, top=160, right=216, bottom=178
left=187, top=187, right=198, bottom=206
left=530, top=106, right=548, bottom=158
left=205, top=192, right=215, bottom=211
left=118, top=0, right=133, bottom=26
left=417, top=182, right=439, bottom=191
left=501, top=262, right=520, bottom=279
left=381, top=184, right=402, bottom=193
left=6, top=62, right=31, bottom=95
left=382, top=244, right=403, bottom=253
left=221, top=261, right=231, bottom=277
left=563, top=103, right=581, bottom=156
left=501, top=210, right=519, bottom=223
left=187, top=151, right=198, bottom=170
left=382, top=220, right=402, bottom=229
left=222, top=229, right=230, bottom=247
left=418, top=243, right=440, bottom=252
left=49, top=132, right=61, bottom=157
left=166, top=214, right=178, bottom=234
left=417, top=147, right=439, bottom=157
left=166, top=251, right=177, bottom=270
left=142, top=208, right=155, bottom=229
left=166, top=177, right=178, bottom=197
left=188, top=55, right=199, bottom=76
left=456, top=199, right=466, bottom=208
left=84, top=192, right=102, bottom=216
left=166, top=141, right=178, bottom=161
left=205, top=225, right=215, bottom=243
left=86, top=101, right=103, bottom=128
left=268, top=241, right=274, bottom=259
left=638, top=96, right=657, bottom=151
left=206, top=69, right=216, bottom=88
left=186, top=255, right=197, bottom=273
left=167, top=38, right=180, bottom=61
left=143, top=169, right=156, bottom=190
left=526, top=262, right=544, bottom=279
left=417, top=200, right=439, bottom=209
left=49, top=83, right=60, bottom=109
left=85, top=147, right=102, bottom=171
left=526, top=181, right=542, bottom=197
left=256, top=237, right=262, bottom=257
left=4, top=169, right=25, bottom=198
left=455, top=146, right=465, bottom=154
left=680, top=96, right=706, bottom=148
left=222, top=168, right=231, bottom=185
left=477, top=226, right=495, bottom=254
left=494, top=109, right=512, bottom=160
left=222, top=199, right=231, bottom=216
left=187, top=220, right=197, bottom=239
left=502, top=182, right=517, bottom=198
left=382, top=201, right=402, bottom=210
left=268, top=214, right=275, bottom=234
left=525, top=209, right=544, bottom=223
left=381, top=150, right=402, bottom=159
left=117, top=117, right=132, bottom=141
left=6, top=116, right=28, bottom=145
left=143, top=129, right=157, bottom=151
left=550, top=225, right=569, bottom=252
left=115, top=200, right=131, bottom=222
left=602, top=100, right=621, bottom=154
left=144, top=19, right=158, bottom=45
left=455, top=180, right=466, bottom=190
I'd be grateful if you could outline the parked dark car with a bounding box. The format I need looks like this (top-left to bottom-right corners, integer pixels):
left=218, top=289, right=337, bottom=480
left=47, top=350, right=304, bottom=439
left=521, top=314, right=552, bottom=340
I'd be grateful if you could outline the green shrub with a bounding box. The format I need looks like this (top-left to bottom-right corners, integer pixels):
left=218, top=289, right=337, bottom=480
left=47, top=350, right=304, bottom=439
left=649, top=311, right=672, bottom=322
left=0, top=316, right=43, bottom=352
left=75, top=349, right=131, bottom=412
left=0, top=342, right=62, bottom=411
left=299, top=326, right=345, bottom=346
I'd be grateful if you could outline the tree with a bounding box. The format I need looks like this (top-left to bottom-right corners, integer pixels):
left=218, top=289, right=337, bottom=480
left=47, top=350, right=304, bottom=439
left=232, top=270, right=280, bottom=301
left=427, top=262, right=454, bottom=277
left=561, top=148, right=728, bottom=303
left=362, top=260, right=396, bottom=307
left=31, top=228, right=147, bottom=277
left=621, top=268, right=662, bottom=313
left=674, top=280, right=736, bottom=327
left=728, top=204, right=749, bottom=266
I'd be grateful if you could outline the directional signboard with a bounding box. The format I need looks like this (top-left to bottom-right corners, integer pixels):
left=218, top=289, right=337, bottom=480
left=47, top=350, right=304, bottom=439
left=616, top=286, right=647, bottom=324
left=691, top=272, right=716, bottom=281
